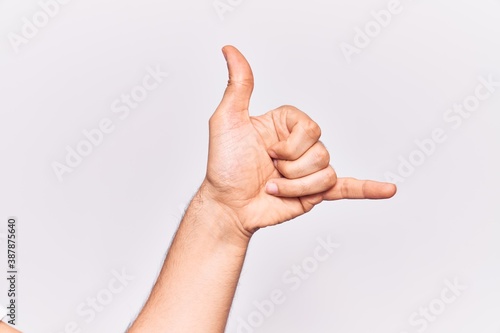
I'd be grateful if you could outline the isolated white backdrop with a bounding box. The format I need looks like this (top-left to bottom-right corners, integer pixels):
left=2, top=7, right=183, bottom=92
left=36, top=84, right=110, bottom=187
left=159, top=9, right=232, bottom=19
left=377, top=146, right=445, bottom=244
left=0, top=0, right=499, bottom=332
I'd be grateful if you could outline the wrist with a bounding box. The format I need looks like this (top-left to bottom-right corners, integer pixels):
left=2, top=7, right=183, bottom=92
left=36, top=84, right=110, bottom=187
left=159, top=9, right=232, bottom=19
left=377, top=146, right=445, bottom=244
left=189, top=181, right=253, bottom=249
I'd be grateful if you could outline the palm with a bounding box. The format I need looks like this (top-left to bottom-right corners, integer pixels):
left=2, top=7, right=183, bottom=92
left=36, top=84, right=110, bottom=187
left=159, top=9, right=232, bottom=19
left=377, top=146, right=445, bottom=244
left=206, top=111, right=311, bottom=232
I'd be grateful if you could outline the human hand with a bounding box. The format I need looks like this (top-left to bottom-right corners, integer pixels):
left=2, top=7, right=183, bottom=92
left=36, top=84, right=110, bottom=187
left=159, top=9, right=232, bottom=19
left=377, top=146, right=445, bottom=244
left=201, top=46, right=396, bottom=238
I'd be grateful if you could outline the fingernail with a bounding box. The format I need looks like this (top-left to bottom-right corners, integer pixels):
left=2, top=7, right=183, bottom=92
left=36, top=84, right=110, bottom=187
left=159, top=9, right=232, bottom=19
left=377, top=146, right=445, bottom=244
left=268, top=150, right=278, bottom=159
left=273, top=159, right=278, bottom=168
left=266, top=182, right=279, bottom=195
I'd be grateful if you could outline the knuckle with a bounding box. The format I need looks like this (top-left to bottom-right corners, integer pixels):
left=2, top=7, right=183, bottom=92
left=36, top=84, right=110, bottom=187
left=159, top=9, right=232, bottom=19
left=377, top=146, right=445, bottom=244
left=341, top=177, right=355, bottom=197
left=303, top=120, right=321, bottom=140
left=325, top=167, right=338, bottom=187
left=275, top=143, right=291, bottom=159
left=314, top=146, right=330, bottom=167
left=297, top=179, right=309, bottom=196
left=277, top=161, right=292, bottom=178
left=279, top=104, right=298, bottom=112
left=289, top=148, right=302, bottom=160
left=279, top=143, right=299, bottom=160
left=283, top=144, right=294, bottom=157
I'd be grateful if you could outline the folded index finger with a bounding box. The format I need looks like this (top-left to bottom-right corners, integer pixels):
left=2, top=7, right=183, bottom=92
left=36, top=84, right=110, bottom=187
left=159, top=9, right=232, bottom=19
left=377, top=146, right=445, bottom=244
left=268, top=105, right=322, bottom=161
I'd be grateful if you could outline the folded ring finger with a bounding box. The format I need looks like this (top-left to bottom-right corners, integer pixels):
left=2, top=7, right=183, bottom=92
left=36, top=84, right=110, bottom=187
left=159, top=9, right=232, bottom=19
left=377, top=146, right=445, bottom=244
left=265, top=165, right=337, bottom=198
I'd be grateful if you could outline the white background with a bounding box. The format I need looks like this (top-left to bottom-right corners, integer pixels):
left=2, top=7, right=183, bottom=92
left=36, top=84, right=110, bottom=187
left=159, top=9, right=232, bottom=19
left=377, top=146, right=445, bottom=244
left=0, top=0, right=499, bottom=332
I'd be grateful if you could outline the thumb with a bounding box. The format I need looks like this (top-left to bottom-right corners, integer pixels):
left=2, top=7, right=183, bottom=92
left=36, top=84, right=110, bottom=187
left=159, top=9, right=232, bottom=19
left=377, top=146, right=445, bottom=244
left=216, top=45, right=254, bottom=119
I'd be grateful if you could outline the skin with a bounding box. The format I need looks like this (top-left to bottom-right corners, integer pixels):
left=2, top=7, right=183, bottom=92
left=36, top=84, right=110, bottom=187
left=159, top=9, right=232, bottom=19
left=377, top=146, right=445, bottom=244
left=127, top=45, right=396, bottom=333
left=0, top=322, right=20, bottom=333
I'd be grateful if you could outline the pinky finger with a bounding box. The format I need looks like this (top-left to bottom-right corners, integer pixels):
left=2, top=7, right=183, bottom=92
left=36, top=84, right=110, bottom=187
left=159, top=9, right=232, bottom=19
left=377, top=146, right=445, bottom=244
left=323, top=177, right=397, bottom=200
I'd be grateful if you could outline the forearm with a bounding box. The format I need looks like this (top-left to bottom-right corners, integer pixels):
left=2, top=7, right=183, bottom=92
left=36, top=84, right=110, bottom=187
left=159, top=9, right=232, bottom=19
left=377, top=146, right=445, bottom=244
left=0, top=322, right=20, bottom=333
left=129, top=183, right=251, bottom=332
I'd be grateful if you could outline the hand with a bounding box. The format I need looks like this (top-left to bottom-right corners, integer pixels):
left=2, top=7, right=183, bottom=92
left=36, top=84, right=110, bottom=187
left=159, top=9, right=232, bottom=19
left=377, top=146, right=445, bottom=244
left=202, top=45, right=396, bottom=237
